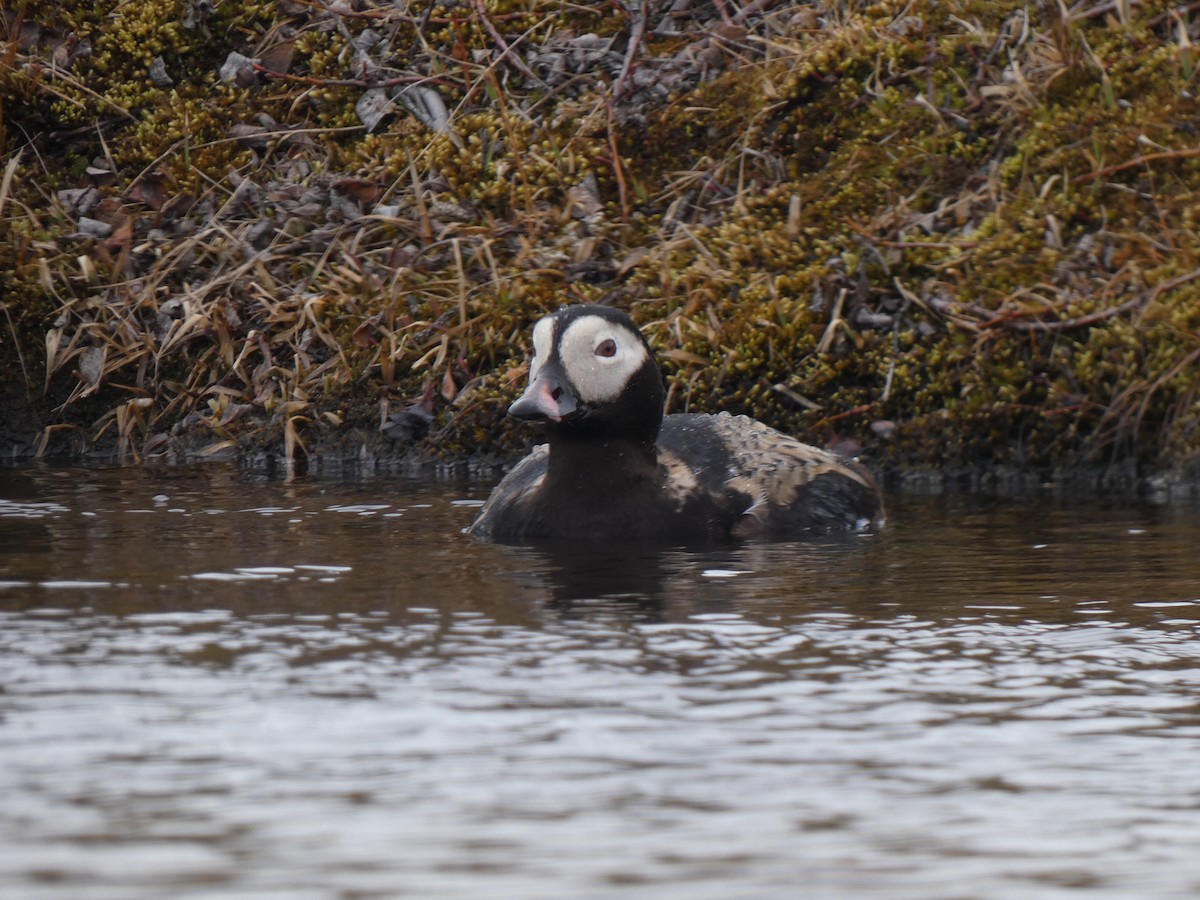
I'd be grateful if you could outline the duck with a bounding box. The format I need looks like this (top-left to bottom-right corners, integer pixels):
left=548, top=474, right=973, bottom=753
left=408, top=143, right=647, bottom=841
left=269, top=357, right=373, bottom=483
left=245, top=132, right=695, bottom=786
left=467, top=304, right=881, bottom=544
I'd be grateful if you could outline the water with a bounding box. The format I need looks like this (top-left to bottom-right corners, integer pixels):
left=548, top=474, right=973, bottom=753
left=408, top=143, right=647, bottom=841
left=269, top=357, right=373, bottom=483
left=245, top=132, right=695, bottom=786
left=2, top=465, right=1200, bottom=899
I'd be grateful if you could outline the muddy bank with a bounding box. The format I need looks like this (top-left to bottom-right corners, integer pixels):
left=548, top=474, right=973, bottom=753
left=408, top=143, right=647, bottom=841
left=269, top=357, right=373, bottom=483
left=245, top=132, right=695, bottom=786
left=3, top=1, right=1200, bottom=477
left=6, top=393, right=1200, bottom=502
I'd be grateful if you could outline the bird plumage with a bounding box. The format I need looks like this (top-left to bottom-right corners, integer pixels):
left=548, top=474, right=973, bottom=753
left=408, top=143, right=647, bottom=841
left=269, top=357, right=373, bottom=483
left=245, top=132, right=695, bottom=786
left=468, top=305, right=881, bottom=544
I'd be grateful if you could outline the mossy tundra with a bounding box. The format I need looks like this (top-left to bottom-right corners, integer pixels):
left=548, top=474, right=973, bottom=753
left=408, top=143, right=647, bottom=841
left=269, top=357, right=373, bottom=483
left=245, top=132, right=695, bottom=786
left=2, top=0, right=1199, bottom=483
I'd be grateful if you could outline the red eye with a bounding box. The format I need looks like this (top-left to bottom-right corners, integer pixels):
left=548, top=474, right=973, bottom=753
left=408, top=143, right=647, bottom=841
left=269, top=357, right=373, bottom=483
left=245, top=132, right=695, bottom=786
left=596, top=338, right=617, bottom=358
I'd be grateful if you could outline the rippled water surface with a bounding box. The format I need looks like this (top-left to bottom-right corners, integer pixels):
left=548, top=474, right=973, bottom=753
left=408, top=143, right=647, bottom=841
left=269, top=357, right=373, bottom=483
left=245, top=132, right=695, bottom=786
left=3, top=465, right=1200, bottom=899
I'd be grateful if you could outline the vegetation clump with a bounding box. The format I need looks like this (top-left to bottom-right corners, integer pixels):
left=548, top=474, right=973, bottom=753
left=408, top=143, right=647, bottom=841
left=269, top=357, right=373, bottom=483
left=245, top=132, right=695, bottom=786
left=2, top=0, right=1200, bottom=484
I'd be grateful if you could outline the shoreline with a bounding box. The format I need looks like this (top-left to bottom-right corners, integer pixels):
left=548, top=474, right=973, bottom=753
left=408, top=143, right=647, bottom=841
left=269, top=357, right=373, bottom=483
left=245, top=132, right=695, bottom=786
left=5, top=2, right=1200, bottom=484
left=5, top=417, right=1200, bottom=502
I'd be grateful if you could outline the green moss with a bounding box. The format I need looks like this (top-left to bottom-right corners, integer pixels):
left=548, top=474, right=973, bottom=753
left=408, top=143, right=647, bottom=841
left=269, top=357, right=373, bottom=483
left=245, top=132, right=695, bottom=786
left=3, top=0, right=1200, bottom=473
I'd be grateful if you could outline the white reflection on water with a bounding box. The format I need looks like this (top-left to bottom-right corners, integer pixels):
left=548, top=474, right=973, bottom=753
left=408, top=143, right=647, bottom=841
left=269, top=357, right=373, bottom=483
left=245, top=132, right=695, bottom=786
left=1, top=465, right=1200, bottom=899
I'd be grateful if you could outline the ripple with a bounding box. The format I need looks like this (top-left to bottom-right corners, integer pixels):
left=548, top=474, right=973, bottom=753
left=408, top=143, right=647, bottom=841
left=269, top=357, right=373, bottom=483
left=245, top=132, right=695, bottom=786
left=4, top=476, right=1200, bottom=899
left=0, top=499, right=70, bottom=519
left=242, top=505, right=301, bottom=515
left=187, top=571, right=280, bottom=582
left=38, top=580, right=114, bottom=589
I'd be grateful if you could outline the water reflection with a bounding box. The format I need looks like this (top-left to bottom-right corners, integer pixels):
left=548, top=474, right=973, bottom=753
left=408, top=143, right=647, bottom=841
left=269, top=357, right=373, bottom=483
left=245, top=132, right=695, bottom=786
left=2, top=465, right=1200, bottom=898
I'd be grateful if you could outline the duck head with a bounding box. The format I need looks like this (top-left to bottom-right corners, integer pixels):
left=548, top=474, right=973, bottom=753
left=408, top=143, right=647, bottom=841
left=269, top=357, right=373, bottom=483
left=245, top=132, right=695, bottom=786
left=509, top=305, right=666, bottom=446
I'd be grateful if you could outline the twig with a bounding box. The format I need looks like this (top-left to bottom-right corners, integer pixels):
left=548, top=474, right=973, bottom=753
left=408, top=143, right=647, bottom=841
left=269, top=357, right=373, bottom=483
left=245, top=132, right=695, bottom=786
left=312, top=0, right=357, bottom=45
left=816, top=288, right=847, bottom=354
left=733, top=0, right=785, bottom=23
left=846, top=216, right=978, bottom=250
left=1141, top=267, right=1200, bottom=306
left=813, top=404, right=875, bottom=429
left=925, top=268, right=1200, bottom=334
left=0, top=149, right=20, bottom=221
left=284, top=0, right=531, bottom=24
left=470, top=0, right=544, bottom=86
left=27, top=64, right=135, bottom=121
left=612, top=0, right=648, bottom=100
left=991, top=295, right=1143, bottom=332
left=1074, top=148, right=1200, bottom=184
left=47, top=117, right=129, bottom=141
left=604, top=98, right=630, bottom=221
left=710, top=0, right=737, bottom=27
left=251, top=62, right=455, bottom=91
left=1144, top=1, right=1200, bottom=28
left=2, top=151, right=43, bottom=396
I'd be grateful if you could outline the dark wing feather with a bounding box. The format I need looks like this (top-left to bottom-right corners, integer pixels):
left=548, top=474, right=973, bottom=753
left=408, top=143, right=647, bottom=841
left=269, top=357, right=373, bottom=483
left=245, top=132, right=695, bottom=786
left=466, top=444, right=549, bottom=540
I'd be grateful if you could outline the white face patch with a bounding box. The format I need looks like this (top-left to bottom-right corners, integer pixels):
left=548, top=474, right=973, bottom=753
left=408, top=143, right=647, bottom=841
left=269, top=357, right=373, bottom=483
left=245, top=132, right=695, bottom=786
left=557, top=315, right=648, bottom=404
left=528, top=316, right=554, bottom=381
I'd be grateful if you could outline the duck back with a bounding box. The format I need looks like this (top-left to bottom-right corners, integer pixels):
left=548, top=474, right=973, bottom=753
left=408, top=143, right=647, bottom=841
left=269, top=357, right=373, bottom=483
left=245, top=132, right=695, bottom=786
left=656, top=413, right=880, bottom=538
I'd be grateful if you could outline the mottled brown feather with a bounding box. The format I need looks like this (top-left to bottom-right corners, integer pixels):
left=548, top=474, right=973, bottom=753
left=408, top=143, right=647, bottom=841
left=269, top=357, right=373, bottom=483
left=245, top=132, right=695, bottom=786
left=701, top=413, right=878, bottom=534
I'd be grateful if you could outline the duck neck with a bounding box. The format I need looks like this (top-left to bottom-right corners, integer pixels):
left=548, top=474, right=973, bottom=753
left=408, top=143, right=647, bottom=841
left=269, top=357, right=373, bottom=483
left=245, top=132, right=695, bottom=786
left=544, top=432, right=659, bottom=493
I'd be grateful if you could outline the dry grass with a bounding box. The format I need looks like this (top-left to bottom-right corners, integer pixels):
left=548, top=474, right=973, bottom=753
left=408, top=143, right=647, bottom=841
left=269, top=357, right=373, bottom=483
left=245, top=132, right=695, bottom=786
left=3, top=0, right=1200, bottom=480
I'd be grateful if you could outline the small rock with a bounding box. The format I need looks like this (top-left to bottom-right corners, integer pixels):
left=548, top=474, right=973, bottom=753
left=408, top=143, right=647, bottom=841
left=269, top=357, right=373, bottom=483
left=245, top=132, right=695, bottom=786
left=381, top=406, right=433, bottom=445
left=149, top=56, right=173, bottom=87
left=84, top=166, right=114, bottom=187
left=870, top=420, right=898, bottom=439
left=855, top=309, right=893, bottom=328
left=77, top=216, right=113, bottom=238
left=57, top=186, right=100, bottom=217
left=566, top=174, right=603, bottom=219
left=219, top=51, right=260, bottom=85
left=79, top=346, right=106, bottom=386
left=355, top=88, right=393, bottom=132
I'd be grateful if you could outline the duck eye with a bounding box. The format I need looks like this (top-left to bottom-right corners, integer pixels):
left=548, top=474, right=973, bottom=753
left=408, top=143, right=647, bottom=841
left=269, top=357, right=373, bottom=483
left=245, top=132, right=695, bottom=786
left=596, top=338, right=617, bottom=358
